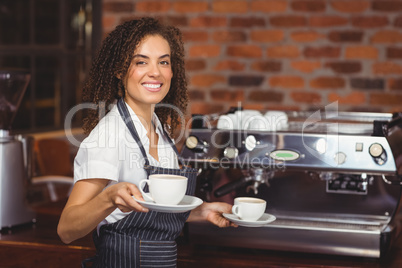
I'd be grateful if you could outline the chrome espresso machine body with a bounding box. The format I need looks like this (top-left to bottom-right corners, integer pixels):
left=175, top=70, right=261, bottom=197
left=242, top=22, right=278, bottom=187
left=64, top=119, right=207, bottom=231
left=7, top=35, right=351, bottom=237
left=181, top=108, right=402, bottom=258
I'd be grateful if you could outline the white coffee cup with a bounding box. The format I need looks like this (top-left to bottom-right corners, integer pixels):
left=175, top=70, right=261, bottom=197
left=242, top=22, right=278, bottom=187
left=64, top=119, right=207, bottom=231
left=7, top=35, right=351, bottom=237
left=139, top=174, right=188, bottom=205
left=232, top=197, right=266, bottom=221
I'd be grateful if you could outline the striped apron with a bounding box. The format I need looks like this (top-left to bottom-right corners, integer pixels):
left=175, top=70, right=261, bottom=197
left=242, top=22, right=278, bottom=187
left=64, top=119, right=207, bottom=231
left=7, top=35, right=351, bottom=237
left=84, top=99, right=197, bottom=268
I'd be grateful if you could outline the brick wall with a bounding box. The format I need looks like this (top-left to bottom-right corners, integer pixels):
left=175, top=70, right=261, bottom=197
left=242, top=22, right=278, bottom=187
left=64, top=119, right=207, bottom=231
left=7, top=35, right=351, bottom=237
left=102, top=0, right=402, bottom=116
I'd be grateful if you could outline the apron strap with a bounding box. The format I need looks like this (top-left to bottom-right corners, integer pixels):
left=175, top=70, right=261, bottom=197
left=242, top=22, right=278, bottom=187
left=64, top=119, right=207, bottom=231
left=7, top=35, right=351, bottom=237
left=117, top=98, right=150, bottom=166
left=117, top=98, right=186, bottom=167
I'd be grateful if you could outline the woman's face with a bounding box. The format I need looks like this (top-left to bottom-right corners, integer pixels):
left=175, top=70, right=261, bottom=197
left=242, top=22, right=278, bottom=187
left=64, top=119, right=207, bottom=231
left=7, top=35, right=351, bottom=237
left=124, top=34, right=172, bottom=111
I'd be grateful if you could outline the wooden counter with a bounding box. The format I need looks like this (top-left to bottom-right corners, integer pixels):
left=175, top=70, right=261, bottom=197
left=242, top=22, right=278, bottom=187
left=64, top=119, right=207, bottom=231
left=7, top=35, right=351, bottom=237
left=1, top=200, right=402, bottom=268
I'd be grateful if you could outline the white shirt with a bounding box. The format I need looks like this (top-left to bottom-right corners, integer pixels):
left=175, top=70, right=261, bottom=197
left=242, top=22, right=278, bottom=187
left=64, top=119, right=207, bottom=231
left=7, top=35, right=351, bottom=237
left=74, top=102, right=179, bottom=225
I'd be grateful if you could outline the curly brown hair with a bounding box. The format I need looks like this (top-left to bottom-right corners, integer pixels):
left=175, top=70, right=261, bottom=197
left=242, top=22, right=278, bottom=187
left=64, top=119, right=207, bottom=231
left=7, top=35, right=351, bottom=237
left=82, top=17, right=188, bottom=137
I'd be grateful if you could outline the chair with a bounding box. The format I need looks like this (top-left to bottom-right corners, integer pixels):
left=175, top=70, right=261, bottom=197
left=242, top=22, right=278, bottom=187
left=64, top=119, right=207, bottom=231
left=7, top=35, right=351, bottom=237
left=31, top=138, right=74, bottom=202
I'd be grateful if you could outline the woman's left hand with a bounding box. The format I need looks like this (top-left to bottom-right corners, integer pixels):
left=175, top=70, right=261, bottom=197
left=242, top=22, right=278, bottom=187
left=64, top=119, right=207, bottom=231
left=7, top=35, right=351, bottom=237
left=188, top=202, right=238, bottom=228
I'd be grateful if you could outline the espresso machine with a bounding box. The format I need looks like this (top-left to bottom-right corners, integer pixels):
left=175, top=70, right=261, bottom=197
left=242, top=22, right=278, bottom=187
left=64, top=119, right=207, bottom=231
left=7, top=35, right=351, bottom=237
left=0, top=70, right=36, bottom=230
left=182, top=107, right=402, bottom=258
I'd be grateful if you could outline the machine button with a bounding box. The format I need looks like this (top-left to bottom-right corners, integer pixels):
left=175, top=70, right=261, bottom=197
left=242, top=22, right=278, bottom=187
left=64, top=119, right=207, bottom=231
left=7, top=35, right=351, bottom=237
left=369, top=143, right=383, bottom=158
left=334, top=152, right=346, bottom=165
left=185, top=136, right=208, bottom=153
left=224, top=147, right=239, bottom=159
left=355, top=143, right=363, bottom=152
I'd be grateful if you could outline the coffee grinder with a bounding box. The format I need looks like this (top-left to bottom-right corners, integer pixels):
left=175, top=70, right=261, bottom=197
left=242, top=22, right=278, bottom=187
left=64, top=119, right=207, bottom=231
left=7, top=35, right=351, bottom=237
left=0, top=70, right=36, bottom=229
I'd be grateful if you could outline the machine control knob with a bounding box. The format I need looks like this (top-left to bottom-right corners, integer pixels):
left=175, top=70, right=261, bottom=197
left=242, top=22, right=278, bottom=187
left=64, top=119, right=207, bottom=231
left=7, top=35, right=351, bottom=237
left=334, top=152, right=347, bottom=165
left=369, top=143, right=387, bottom=165
left=244, top=135, right=257, bottom=151
left=185, top=136, right=207, bottom=152
left=224, top=147, right=239, bottom=159
left=369, top=143, right=383, bottom=158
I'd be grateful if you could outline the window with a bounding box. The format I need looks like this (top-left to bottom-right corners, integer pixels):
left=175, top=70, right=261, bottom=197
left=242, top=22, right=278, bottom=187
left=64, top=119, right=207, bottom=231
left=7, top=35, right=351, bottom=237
left=0, top=0, right=101, bottom=132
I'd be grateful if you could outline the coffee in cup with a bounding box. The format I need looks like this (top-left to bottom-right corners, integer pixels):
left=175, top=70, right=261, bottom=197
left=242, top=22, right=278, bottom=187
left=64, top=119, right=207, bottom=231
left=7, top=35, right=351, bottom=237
left=232, top=197, right=266, bottom=221
left=139, top=174, right=188, bottom=205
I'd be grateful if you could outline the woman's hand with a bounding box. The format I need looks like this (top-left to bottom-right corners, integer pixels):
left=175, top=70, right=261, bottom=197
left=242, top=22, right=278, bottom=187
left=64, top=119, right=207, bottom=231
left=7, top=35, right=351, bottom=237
left=188, top=202, right=238, bottom=228
left=58, top=180, right=148, bottom=244
left=105, top=182, right=149, bottom=213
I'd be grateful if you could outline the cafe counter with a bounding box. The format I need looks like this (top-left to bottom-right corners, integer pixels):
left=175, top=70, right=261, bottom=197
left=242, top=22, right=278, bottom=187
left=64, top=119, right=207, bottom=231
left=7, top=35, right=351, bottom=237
left=1, top=201, right=401, bottom=268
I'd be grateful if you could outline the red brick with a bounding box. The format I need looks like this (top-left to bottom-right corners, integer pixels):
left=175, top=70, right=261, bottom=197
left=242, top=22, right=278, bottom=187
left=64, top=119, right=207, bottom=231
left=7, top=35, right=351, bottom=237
left=331, top=0, right=370, bottom=13
left=325, top=61, right=362, bottom=74
left=103, top=2, right=135, bottom=12
left=395, top=16, right=402, bottom=27
left=248, top=91, right=284, bottom=102
left=304, top=46, right=341, bottom=58
left=243, top=103, right=266, bottom=110
left=190, top=102, right=225, bottom=115
left=373, top=62, right=402, bottom=74
left=229, top=76, right=264, bottom=86
left=387, top=47, right=402, bottom=59
left=291, top=92, right=321, bottom=103
left=186, top=59, right=206, bottom=71
left=213, top=0, right=249, bottom=13
left=267, top=45, right=300, bottom=58
left=212, top=31, right=247, bottom=43
left=250, top=0, right=288, bottom=12
left=135, top=1, right=171, bottom=12
left=309, top=16, right=349, bottom=27
left=269, top=76, right=305, bottom=89
left=157, top=16, right=188, bottom=27
left=270, top=16, right=307, bottom=27
left=372, top=1, right=402, bottom=12
left=227, top=45, right=263, bottom=58
left=230, top=17, right=266, bottom=27
left=189, top=45, right=221, bottom=57
left=188, top=90, right=206, bottom=101
left=328, top=92, right=366, bottom=105
left=102, top=16, right=116, bottom=31
left=291, top=61, right=321, bottom=73
left=291, top=0, right=326, bottom=12
left=328, top=31, right=364, bottom=42
left=182, top=31, right=208, bottom=42
left=370, top=93, right=402, bottom=106
left=291, top=31, right=324, bottom=42
left=251, top=61, right=282, bottom=72
left=389, top=79, right=402, bottom=90
left=191, top=74, right=226, bottom=87
left=310, top=77, right=346, bottom=89
left=210, top=89, right=244, bottom=102
left=173, top=1, right=208, bottom=13
left=214, top=60, right=246, bottom=71
left=351, top=16, right=389, bottom=28
left=345, top=46, right=378, bottom=59
left=351, top=78, right=384, bottom=90
left=371, top=30, right=402, bottom=43
left=250, top=30, right=284, bottom=43
left=190, top=16, right=227, bottom=27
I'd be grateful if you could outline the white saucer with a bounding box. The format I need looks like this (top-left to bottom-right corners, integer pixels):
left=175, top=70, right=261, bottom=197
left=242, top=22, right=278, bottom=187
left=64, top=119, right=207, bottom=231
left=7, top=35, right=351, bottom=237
left=134, top=195, right=203, bottom=213
left=223, top=213, right=276, bottom=227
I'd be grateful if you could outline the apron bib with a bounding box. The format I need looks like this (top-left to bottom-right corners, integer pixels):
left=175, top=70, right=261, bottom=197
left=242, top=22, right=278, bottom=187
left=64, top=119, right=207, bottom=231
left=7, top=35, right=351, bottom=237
left=84, top=98, right=198, bottom=268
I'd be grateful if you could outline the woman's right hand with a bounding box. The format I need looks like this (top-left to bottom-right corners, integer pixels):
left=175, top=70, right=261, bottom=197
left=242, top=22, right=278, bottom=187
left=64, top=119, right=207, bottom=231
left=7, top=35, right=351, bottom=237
left=58, top=179, right=148, bottom=244
left=105, top=182, right=149, bottom=213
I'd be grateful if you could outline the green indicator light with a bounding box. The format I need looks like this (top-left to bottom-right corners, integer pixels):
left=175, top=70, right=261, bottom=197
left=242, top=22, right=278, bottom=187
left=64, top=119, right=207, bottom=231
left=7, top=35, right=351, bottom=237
left=276, top=153, right=294, bottom=158
left=270, top=150, right=300, bottom=161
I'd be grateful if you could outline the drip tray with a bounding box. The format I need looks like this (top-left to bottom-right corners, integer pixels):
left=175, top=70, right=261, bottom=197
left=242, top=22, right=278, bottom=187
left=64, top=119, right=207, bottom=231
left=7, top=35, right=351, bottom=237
left=188, top=215, right=391, bottom=258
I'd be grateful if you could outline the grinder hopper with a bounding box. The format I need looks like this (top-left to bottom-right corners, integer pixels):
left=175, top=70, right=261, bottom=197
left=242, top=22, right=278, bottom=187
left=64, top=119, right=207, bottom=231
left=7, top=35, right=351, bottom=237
left=0, top=70, right=30, bottom=131
left=0, top=69, right=35, bottom=229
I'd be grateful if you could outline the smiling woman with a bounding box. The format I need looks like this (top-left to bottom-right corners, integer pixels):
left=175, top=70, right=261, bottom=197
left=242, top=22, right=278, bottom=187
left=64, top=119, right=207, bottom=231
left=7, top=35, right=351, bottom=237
left=57, top=17, right=235, bottom=268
